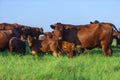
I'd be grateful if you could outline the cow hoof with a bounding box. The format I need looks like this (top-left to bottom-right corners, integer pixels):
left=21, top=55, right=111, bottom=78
left=53, top=52, right=60, bottom=57
left=31, top=50, right=38, bottom=56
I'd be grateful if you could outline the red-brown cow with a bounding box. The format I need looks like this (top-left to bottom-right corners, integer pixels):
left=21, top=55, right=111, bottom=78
left=39, top=32, right=53, bottom=40
left=0, top=23, right=28, bottom=38
left=27, top=32, right=60, bottom=56
left=0, top=23, right=44, bottom=40
left=50, top=22, right=118, bottom=57
left=0, top=30, right=14, bottom=50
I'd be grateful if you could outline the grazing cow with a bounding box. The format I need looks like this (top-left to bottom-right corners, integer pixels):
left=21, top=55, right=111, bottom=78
left=22, top=27, right=44, bottom=39
left=9, top=35, right=26, bottom=55
left=27, top=32, right=61, bottom=56
left=0, top=23, right=44, bottom=42
left=39, top=32, right=53, bottom=40
left=113, top=30, right=120, bottom=47
left=50, top=22, right=118, bottom=57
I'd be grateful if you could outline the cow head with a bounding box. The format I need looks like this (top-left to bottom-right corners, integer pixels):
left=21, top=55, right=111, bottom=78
left=21, top=26, right=44, bottom=40
left=50, top=23, right=64, bottom=40
left=27, top=35, right=40, bottom=55
left=44, top=32, right=53, bottom=39
left=30, top=27, right=44, bottom=39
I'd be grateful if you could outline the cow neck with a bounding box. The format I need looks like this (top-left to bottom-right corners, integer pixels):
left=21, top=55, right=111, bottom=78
left=62, top=27, right=80, bottom=45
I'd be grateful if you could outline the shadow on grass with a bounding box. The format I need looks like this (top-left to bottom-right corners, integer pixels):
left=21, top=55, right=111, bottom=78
left=74, top=46, right=120, bottom=57
left=112, top=46, right=120, bottom=57
left=0, top=49, right=10, bottom=57
left=0, top=45, right=120, bottom=58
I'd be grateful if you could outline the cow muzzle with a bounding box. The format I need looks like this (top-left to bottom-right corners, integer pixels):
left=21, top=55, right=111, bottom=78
left=31, top=50, right=38, bottom=55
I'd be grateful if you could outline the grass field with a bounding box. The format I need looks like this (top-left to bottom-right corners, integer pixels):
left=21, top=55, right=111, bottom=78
left=0, top=41, right=120, bottom=80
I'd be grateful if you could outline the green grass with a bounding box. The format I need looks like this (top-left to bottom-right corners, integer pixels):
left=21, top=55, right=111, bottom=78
left=0, top=41, right=120, bottom=80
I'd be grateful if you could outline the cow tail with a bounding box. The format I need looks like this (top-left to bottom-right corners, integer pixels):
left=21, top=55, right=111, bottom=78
left=110, top=23, right=119, bottom=32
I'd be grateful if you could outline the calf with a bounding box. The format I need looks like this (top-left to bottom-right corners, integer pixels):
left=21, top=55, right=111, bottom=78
left=27, top=32, right=61, bottom=56
left=9, top=35, right=26, bottom=55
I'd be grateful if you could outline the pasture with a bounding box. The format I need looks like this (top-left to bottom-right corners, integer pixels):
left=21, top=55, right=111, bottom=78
left=0, top=41, right=120, bottom=80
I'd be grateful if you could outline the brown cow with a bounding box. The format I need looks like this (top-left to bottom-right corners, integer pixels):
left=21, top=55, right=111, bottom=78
left=0, top=23, right=23, bottom=30
left=0, top=23, right=28, bottom=38
left=39, top=32, right=53, bottom=40
left=50, top=22, right=118, bottom=57
left=0, top=23, right=15, bottom=30
left=0, top=30, right=14, bottom=50
left=27, top=32, right=61, bottom=56
left=22, top=27, right=44, bottom=39
left=9, top=35, right=26, bottom=55
left=0, top=23, right=44, bottom=40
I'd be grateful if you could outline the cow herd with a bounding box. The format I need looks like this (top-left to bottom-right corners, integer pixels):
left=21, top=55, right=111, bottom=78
left=0, top=23, right=43, bottom=55
left=0, top=21, right=120, bottom=57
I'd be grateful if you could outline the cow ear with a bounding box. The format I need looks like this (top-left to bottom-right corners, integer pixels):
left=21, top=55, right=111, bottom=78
left=41, top=28, right=44, bottom=32
left=90, top=22, right=93, bottom=24
left=50, top=25, right=55, bottom=29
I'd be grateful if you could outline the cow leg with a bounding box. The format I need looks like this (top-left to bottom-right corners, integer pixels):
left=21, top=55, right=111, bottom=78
left=66, top=50, right=73, bottom=58
left=9, top=47, right=13, bottom=53
left=57, top=51, right=61, bottom=56
left=106, top=47, right=112, bottom=56
left=101, top=41, right=109, bottom=56
left=9, top=46, right=13, bottom=53
left=31, top=50, right=38, bottom=56
left=53, top=52, right=57, bottom=56
left=116, top=39, right=118, bottom=48
left=101, top=43, right=112, bottom=56
left=74, top=48, right=85, bottom=56
left=79, top=48, right=85, bottom=54
left=101, top=46, right=107, bottom=56
left=53, top=50, right=61, bottom=57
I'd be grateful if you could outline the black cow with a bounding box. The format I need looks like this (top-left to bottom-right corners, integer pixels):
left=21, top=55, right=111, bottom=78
left=9, top=35, right=26, bottom=55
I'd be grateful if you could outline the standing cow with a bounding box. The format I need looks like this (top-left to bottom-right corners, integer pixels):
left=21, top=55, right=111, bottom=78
left=50, top=22, right=118, bottom=57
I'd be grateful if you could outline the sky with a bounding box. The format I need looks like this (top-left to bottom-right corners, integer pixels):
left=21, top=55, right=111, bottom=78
left=0, top=0, right=120, bottom=31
